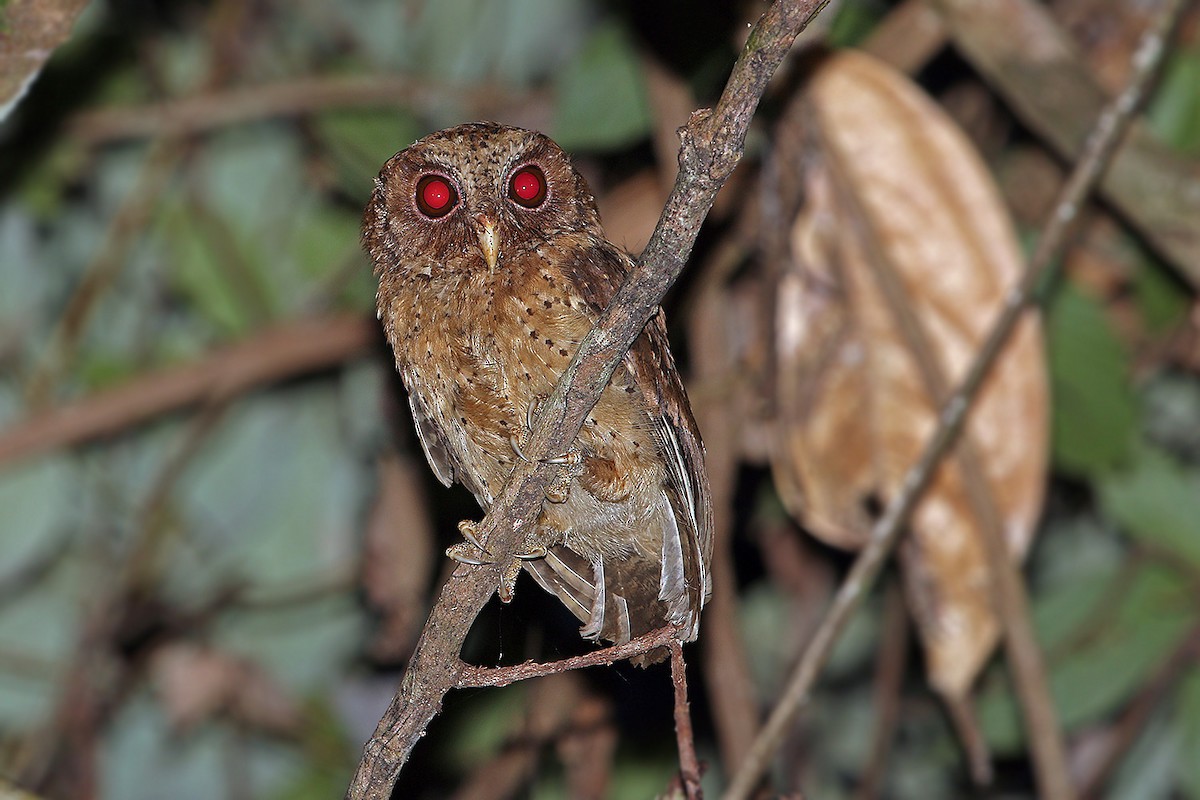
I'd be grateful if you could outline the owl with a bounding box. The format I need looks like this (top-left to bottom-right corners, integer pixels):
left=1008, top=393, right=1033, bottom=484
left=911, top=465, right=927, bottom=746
left=363, top=122, right=712, bottom=656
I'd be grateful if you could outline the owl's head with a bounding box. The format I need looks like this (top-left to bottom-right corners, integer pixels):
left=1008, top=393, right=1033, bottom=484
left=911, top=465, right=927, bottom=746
left=363, top=122, right=603, bottom=278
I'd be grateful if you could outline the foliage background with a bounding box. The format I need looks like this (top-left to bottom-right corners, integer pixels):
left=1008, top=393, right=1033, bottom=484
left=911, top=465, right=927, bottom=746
left=0, top=0, right=1198, bottom=798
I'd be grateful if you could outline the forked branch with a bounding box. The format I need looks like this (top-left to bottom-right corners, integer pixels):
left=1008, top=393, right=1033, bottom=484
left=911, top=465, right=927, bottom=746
left=344, top=1, right=831, bottom=798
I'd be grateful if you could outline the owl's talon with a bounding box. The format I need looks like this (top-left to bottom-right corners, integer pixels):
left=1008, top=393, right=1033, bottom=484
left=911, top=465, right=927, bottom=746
left=544, top=475, right=571, bottom=504
left=515, top=544, right=548, bottom=560
left=448, top=518, right=551, bottom=603
left=543, top=449, right=582, bottom=466
left=446, top=542, right=489, bottom=565
left=457, top=520, right=490, bottom=554
left=525, top=396, right=541, bottom=432
left=446, top=544, right=522, bottom=601
left=497, top=558, right=522, bottom=603
left=509, top=434, right=532, bottom=464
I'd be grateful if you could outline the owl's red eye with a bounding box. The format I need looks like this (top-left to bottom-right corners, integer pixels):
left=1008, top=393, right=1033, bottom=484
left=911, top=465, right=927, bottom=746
left=508, top=166, right=547, bottom=208
left=415, top=175, right=458, bottom=218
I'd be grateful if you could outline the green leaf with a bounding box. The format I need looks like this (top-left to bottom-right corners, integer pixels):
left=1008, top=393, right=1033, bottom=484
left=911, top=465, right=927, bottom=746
left=1109, top=717, right=1180, bottom=800
left=1133, top=257, right=1190, bottom=334
left=266, top=699, right=355, bottom=800
left=1045, top=283, right=1137, bottom=475
left=0, top=457, right=78, bottom=726
left=163, top=198, right=260, bottom=335
left=103, top=700, right=228, bottom=800
left=172, top=387, right=366, bottom=688
left=288, top=205, right=363, bottom=282
left=1177, top=670, right=1200, bottom=798
left=316, top=109, right=418, bottom=200
left=104, top=697, right=300, bottom=800
left=979, top=562, right=1196, bottom=751
left=1100, top=445, right=1200, bottom=569
left=408, top=0, right=587, bottom=85
left=440, top=685, right=527, bottom=770
left=828, top=0, right=890, bottom=47
left=1147, top=48, right=1200, bottom=155
left=1141, top=372, right=1200, bottom=460
left=552, top=22, right=651, bottom=151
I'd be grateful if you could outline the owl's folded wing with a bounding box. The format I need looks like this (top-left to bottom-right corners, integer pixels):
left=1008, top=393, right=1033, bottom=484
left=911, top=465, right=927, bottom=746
left=561, top=241, right=714, bottom=639
left=636, top=315, right=714, bottom=637
left=404, top=372, right=494, bottom=508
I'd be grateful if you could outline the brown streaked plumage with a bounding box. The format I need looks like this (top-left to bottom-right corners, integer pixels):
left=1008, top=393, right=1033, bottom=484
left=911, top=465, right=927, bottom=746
left=363, top=122, right=712, bottom=658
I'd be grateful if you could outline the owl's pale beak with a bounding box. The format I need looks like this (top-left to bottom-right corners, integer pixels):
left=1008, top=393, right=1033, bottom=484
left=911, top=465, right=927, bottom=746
left=475, top=215, right=499, bottom=271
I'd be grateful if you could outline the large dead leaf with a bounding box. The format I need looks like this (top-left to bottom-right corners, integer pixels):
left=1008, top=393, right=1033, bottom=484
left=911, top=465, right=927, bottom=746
left=769, top=51, right=1049, bottom=699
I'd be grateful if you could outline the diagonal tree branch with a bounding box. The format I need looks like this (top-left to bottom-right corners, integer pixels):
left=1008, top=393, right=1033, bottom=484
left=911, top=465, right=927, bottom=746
left=721, top=0, right=1188, bottom=795
left=927, top=0, right=1200, bottom=291
left=0, top=315, right=375, bottom=465
left=344, top=1, right=831, bottom=798
left=0, top=0, right=91, bottom=123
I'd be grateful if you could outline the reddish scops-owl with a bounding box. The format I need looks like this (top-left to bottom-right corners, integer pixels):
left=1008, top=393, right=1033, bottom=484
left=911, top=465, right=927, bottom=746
left=363, top=122, right=712, bottom=653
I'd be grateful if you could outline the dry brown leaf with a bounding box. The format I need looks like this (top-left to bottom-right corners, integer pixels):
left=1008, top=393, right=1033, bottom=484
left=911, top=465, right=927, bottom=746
left=769, top=51, right=1049, bottom=698
left=149, top=642, right=300, bottom=734
left=362, top=452, right=434, bottom=661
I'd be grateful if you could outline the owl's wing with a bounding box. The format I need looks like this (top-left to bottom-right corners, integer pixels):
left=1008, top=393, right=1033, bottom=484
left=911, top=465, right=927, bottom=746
left=560, top=239, right=714, bottom=637
left=404, top=370, right=494, bottom=507
left=635, top=311, right=715, bottom=636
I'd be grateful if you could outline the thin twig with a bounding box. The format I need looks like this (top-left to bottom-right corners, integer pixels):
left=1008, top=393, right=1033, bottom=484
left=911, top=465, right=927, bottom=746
left=457, top=627, right=679, bottom=688
left=835, top=100, right=1062, bottom=791
left=344, top=2, right=831, bottom=798
left=671, top=640, right=704, bottom=800
left=1076, top=623, right=1200, bottom=798
left=854, top=581, right=908, bottom=800
left=24, top=139, right=183, bottom=409
left=69, top=75, right=546, bottom=145
left=927, top=0, right=1200, bottom=290
left=720, top=0, right=1186, bottom=795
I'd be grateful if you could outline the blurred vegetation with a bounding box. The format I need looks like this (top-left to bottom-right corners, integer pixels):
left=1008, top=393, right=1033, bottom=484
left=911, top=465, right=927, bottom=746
left=0, top=0, right=1198, bottom=799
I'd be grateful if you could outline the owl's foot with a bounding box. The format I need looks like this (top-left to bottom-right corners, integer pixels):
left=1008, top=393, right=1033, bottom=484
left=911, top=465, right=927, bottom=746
left=509, top=398, right=583, bottom=504
left=446, top=521, right=549, bottom=603
left=456, top=519, right=487, bottom=552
